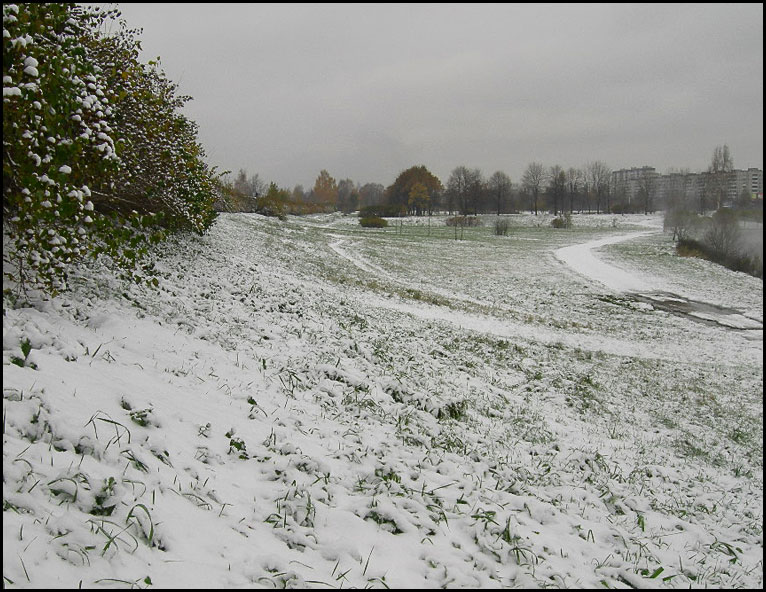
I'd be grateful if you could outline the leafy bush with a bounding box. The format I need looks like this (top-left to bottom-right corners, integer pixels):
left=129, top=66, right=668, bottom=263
left=254, top=183, right=288, bottom=220
left=3, top=4, right=220, bottom=294
left=551, top=213, right=572, bottom=229
left=677, top=237, right=762, bottom=279
left=359, top=216, right=388, bottom=228
left=286, top=201, right=334, bottom=215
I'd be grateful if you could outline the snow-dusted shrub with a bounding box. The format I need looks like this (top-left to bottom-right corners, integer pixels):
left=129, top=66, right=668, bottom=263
left=551, top=213, right=572, bottom=229
left=3, top=4, right=220, bottom=294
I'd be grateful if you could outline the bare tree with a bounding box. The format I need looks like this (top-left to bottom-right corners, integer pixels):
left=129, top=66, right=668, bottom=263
left=232, top=169, right=266, bottom=211
left=358, top=183, right=384, bottom=208
left=233, top=169, right=249, bottom=196
left=468, top=169, right=485, bottom=215
left=447, top=166, right=483, bottom=215
left=518, top=186, right=529, bottom=216
left=612, top=177, right=629, bottom=212
left=663, top=169, right=690, bottom=213
left=337, top=178, right=357, bottom=213
left=522, top=162, right=545, bottom=215
left=445, top=166, right=469, bottom=215
left=705, top=208, right=741, bottom=258
left=637, top=168, right=658, bottom=214
left=488, top=171, right=512, bottom=215
left=547, top=165, right=566, bottom=215
left=707, top=144, right=734, bottom=211
left=664, top=206, right=698, bottom=242
left=586, top=161, right=611, bottom=214
left=566, top=167, right=582, bottom=213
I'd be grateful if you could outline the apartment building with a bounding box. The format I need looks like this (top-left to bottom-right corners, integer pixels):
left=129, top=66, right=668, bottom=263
left=611, top=166, right=659, bottom=205
left=729, top=168, right=764, bottom=201
left=612, top=166, right=763, bottom=208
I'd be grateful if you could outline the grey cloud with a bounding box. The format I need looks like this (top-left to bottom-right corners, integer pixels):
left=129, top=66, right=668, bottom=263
left=110, top=3, right=762, bottom=186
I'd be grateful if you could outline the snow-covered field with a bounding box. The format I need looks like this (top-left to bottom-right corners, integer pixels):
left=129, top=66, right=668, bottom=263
left=3, top=212, right=763, bottom=589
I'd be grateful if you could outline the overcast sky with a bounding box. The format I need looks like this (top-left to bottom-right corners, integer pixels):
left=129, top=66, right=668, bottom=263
left=108, top=3, right=762, bottom=189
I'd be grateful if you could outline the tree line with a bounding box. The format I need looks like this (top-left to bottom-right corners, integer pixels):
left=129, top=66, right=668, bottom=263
left=220, top=162, right=613, bottom=219
left=225, top=144, right=759, bottom=221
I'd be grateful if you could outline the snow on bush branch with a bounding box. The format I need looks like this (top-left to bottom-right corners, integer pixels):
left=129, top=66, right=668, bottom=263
left=3, top=3, right=221, bottom=294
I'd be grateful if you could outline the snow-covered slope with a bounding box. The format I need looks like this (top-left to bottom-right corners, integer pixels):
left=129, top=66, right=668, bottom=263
left=3, top=213, right=762, bottom=588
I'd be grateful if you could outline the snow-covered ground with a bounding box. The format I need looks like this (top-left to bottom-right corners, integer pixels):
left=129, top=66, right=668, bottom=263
left=3, top=212, right=763, bottom=588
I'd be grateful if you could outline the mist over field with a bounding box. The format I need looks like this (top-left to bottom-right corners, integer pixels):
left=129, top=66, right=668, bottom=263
left=740, top=223, right=764, bottom=261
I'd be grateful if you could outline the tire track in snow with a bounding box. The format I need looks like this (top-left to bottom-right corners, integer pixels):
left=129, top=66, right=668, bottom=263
left=327, top=236, right=388, bottom=276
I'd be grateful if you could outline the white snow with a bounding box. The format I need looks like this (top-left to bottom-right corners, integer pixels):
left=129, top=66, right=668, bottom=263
left=554, top=230, right=661, bottom=293
left=2, top=212, right=762, bottom=589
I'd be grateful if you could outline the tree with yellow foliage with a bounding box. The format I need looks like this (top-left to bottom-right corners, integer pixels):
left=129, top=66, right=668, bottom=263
left=312, top=169, right=338, bottom=208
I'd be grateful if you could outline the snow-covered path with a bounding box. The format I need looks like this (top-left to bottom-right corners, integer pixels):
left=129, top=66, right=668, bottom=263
left=553, top=229, right=661, bottom=293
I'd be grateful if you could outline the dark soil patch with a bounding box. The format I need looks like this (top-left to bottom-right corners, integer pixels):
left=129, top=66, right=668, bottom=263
left=630, top=291, right=763, bottom=336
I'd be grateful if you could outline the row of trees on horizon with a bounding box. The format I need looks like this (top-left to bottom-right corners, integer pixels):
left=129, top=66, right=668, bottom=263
left=219, top=145, right=760, bottom=220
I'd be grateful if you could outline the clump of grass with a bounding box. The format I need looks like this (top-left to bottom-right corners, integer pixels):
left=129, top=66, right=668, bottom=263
left=94, top=576, right=153, bottom=589
left=226, top=429, right=249, bottom=459
left=126, top=503, right=155, bottom=546
left=728, top=427, right=751, bottom=445
left=128, top=408, right=153, bottom=427
left=438, top=400, right=468, bottom=421
left=365, top=511, right=404, bottom=534
left=10, top=338, right=37, bottom=369
left=91, top=477, right=118, bottom=516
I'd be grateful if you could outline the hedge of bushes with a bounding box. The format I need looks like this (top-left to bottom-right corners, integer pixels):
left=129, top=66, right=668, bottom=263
left=3, top=4, right=220, bottom=294
left=446, top=216, right=482, bottom=227
left=359, top=216, right=388, bottom=228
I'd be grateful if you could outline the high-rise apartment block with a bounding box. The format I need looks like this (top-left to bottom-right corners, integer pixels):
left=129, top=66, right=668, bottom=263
left=611, top=166, right=763, bottom=207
